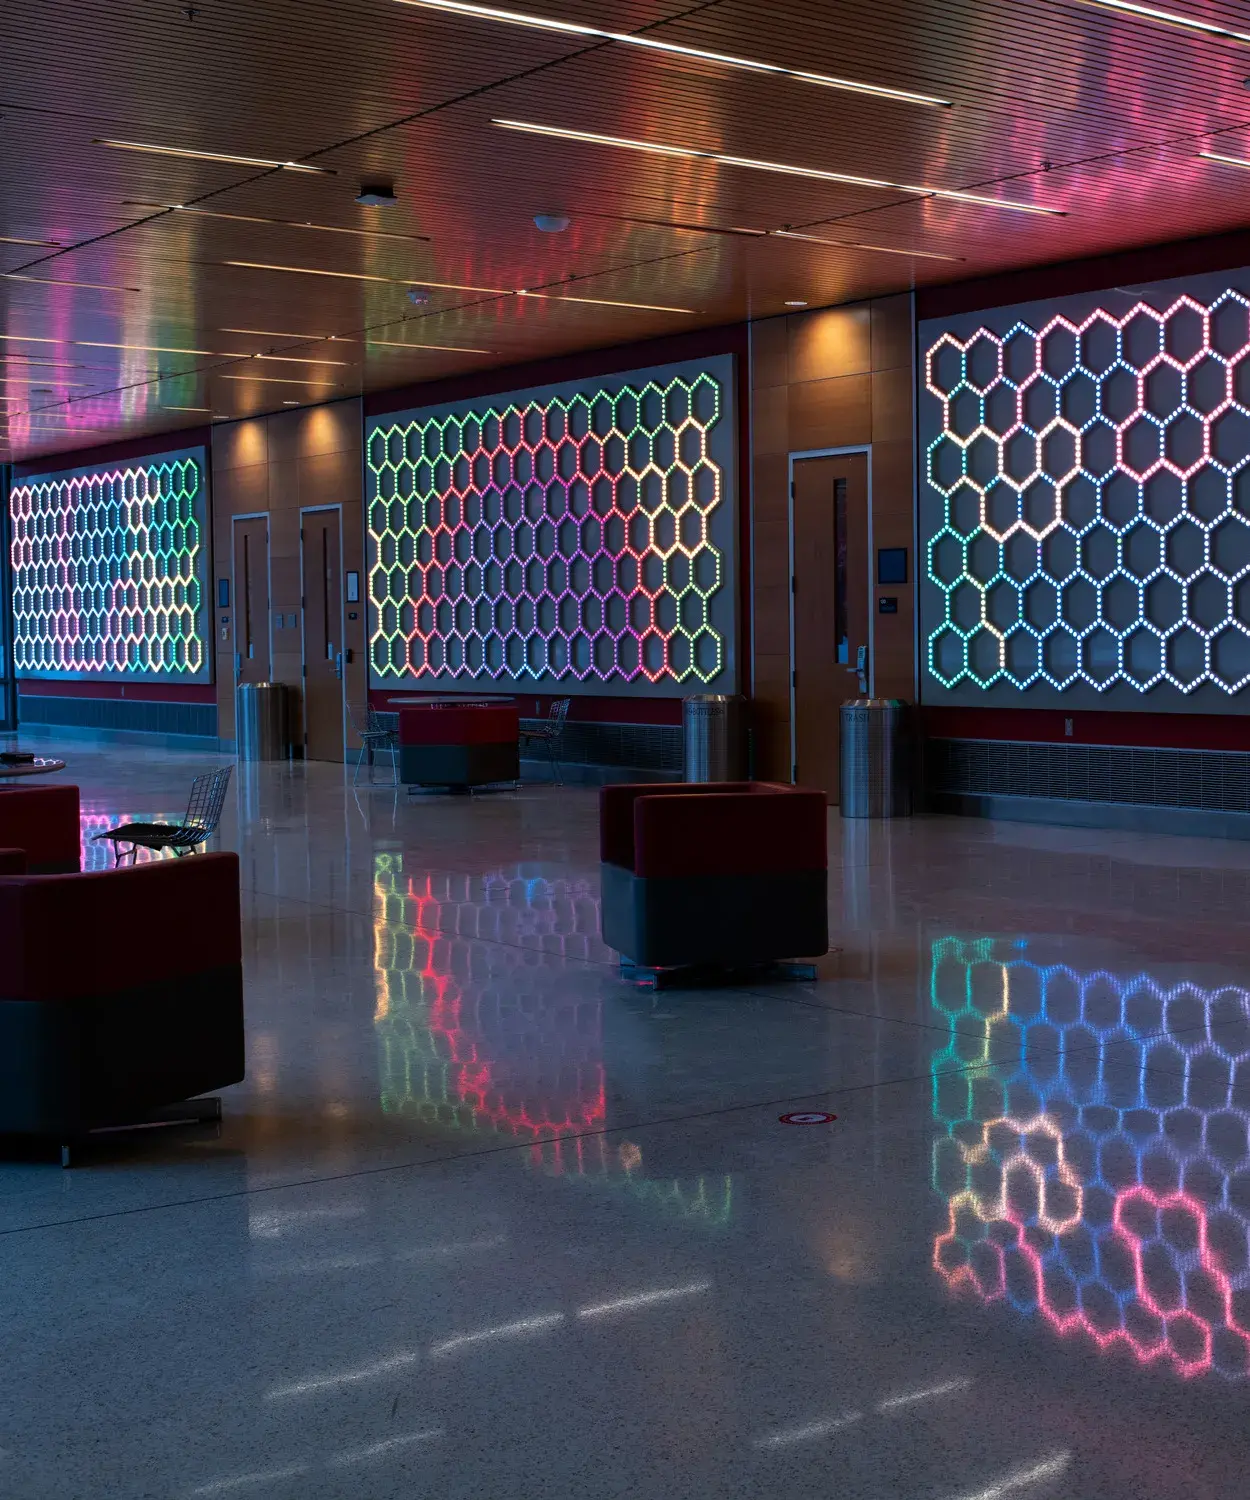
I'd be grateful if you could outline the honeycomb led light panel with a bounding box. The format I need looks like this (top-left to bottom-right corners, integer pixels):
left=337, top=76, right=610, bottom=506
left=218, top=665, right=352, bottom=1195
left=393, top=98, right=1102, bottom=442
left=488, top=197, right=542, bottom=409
left=366, top=355, right=737, bottom=695
left=8, top=447, right=209, bottom=682
left=931, top=937, right=1250, bottom=1379
left=920, top=273, right=1250, bottom=710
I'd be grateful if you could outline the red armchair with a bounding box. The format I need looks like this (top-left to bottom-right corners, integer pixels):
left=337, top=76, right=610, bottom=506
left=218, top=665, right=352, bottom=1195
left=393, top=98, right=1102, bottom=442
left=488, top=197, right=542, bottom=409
left=0, top=784, right=80, bottom=872
left=399, top=702, right=519, bottom=790
left=600, top=782, right=829, bottom=971
left=0, top=852, right=245, bottom=1151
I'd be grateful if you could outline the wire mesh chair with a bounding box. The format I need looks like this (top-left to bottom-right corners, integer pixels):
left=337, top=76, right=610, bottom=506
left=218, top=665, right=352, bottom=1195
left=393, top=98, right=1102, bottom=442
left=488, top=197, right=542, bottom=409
left=92, top=766, right=233, bottom=867
left=348, top=703, right=399, bottom=785
left=519, top=699, right=572, bottom=785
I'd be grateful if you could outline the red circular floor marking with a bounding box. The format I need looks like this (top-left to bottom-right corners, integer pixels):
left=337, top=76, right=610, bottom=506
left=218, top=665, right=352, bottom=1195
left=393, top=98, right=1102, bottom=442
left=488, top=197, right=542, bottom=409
left=779, top=1111, right=838, bottom=1125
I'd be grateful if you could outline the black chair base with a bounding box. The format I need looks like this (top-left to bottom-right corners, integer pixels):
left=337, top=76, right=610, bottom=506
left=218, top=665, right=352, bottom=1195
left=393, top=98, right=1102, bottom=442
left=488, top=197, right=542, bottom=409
left=59, top=1096, right=223, bottom=1168
left=618, top=956, right=822, bottom=991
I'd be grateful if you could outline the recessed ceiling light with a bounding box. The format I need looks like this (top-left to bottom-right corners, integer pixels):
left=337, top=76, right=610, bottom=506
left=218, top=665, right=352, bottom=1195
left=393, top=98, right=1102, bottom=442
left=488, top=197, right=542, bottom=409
left=124, top=202, right=429, bottom=243
left=356, top=181, right=398, bottom=206
left=220, top=328, right=355, bottom=341
left=222, top=260, right=510, bottom=293
left=0, top=234, right=62, bottom=247
left=1072, top=0, right=1250, bottom=44
left=492, top=119, right=1065, bottom=216
left=368, top=339, right=496, bottom=353
left=517, top=289, right=697, bottom=313
left=95, top=139, right=334, bottom=173
left=282, top=400, right=301, bottom=405
left=217, top=373, right=340, bottom=386
left=533, top=213, right=570, bottom=233
left=398, top=0, right=953, bottom=106
left=1199, top=150, right=1250, bottom=171
left=769, top=228, right=964, bottom=261
left=2, top=273, right=141, bottom=292
left=784, top=299, right=808, bottom=306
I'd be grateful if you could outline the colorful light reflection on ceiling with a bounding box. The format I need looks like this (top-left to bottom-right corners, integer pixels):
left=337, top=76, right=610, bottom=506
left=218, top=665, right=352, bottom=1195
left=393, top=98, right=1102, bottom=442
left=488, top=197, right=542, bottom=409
left=365, top=370, right=730, bottom=688
left=9, top=454, right=206, bottom=680
left=925, top=294, right=1250, bottom=695
left=931, top=937, right=1250, bottom=1379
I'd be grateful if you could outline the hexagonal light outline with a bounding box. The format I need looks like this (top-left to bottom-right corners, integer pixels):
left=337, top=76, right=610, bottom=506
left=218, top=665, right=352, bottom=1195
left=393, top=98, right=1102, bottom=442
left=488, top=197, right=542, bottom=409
left=8, top=455, right=205, bottom=679
left=925, top=292, right=1250, bottom=694
left=366, top=373, right=729, bottom=687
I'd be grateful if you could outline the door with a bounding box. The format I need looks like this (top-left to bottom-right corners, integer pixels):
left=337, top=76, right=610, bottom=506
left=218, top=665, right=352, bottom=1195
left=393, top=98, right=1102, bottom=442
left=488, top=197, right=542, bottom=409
left=232, top=515, right=271, bottom=685
left=301, top=506, right=345, bottom=761
left=791, top=452, right=870, bottom=803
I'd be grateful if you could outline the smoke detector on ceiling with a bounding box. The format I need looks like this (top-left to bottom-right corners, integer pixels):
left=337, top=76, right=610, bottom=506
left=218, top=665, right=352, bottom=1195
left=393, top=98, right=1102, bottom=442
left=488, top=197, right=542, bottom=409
left=534, top=213, right=570, bottom=233
left=356, top=181, right=398, bottom=206
left=407, top=288, right=432, bottom=304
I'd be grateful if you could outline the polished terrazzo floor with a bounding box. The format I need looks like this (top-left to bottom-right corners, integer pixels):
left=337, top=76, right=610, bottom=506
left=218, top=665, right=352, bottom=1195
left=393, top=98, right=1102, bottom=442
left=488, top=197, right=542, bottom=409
left=3, top=741, right=1250, bottom=1498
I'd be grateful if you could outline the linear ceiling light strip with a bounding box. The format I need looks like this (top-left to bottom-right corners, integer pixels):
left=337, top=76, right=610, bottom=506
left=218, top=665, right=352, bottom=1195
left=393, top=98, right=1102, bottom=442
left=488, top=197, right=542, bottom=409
left=491, top=120, right=1064, bottom=216
left=222, top=261, right=510, bottom=293
left=124, top=202, right=430, bottom=243
left=368, top=339, right=496, bottom=353
left=1071, top=0, right=1250, bottom=43
left=95, top=139, right=333, bottom=173
left=397, top=0, right=952, bottom=106
left=223, top=261, right=698, bottom=311
left=768, top=228, right=964, bottom=260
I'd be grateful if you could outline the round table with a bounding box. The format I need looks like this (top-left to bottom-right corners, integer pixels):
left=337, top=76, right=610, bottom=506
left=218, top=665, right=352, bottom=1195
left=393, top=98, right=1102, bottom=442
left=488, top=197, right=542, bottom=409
left=0, top=757, right=66, bottom=780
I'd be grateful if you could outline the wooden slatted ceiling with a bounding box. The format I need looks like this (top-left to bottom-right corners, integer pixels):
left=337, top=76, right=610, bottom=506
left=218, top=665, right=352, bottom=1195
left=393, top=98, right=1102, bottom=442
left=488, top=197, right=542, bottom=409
left=6, top=0, right=1250, bottom=458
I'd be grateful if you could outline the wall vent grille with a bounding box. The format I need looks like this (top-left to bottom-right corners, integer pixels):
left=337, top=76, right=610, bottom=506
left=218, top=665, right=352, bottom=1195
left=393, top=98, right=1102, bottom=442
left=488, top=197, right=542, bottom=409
left=928, top=737, right=1250, bottom=813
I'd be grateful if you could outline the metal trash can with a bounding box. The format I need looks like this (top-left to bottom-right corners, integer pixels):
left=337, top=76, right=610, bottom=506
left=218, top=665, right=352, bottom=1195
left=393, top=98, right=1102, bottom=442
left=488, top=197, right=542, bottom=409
left=683, top=694, right=746, bottom=782
left=840, top=698, right=910, bottom=817
left=236, top=681, right=290, bottom=762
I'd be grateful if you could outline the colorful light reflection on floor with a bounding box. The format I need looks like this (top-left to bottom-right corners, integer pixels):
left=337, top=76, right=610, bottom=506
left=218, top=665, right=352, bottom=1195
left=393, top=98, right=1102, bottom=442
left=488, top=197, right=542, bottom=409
left=372, top=853, right=734, bottom=1225
left=931, top=937, right=1250, bottom=1378
left=78, top=806, right=165, bottom=870
left=373, top=853, right=607, bottom=1137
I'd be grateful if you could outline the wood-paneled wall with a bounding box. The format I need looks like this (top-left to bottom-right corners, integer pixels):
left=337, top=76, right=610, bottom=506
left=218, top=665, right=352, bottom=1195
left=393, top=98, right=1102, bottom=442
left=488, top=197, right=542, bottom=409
left=211, top=400, right=366, bottom=755
left=750, top=295, right=916, bottom=781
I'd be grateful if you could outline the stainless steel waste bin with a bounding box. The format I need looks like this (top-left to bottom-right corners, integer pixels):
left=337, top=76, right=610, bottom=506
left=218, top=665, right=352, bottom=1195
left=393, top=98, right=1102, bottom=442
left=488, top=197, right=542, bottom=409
left=236, top=681, right=290, bottom=762
left=839, top=699, right=910, bottom=817
left=682, top=694, right=746, bottom=782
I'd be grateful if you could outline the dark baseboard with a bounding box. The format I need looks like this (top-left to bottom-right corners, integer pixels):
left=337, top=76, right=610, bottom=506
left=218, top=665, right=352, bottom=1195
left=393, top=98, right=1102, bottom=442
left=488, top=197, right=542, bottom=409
left=926, top=737, right=1250, bottom=815
left=520, top=758, right=678, bottom=786
left=930, top=789, right=1250, bottom=841
left=18, top=693, right=218, bottom=745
